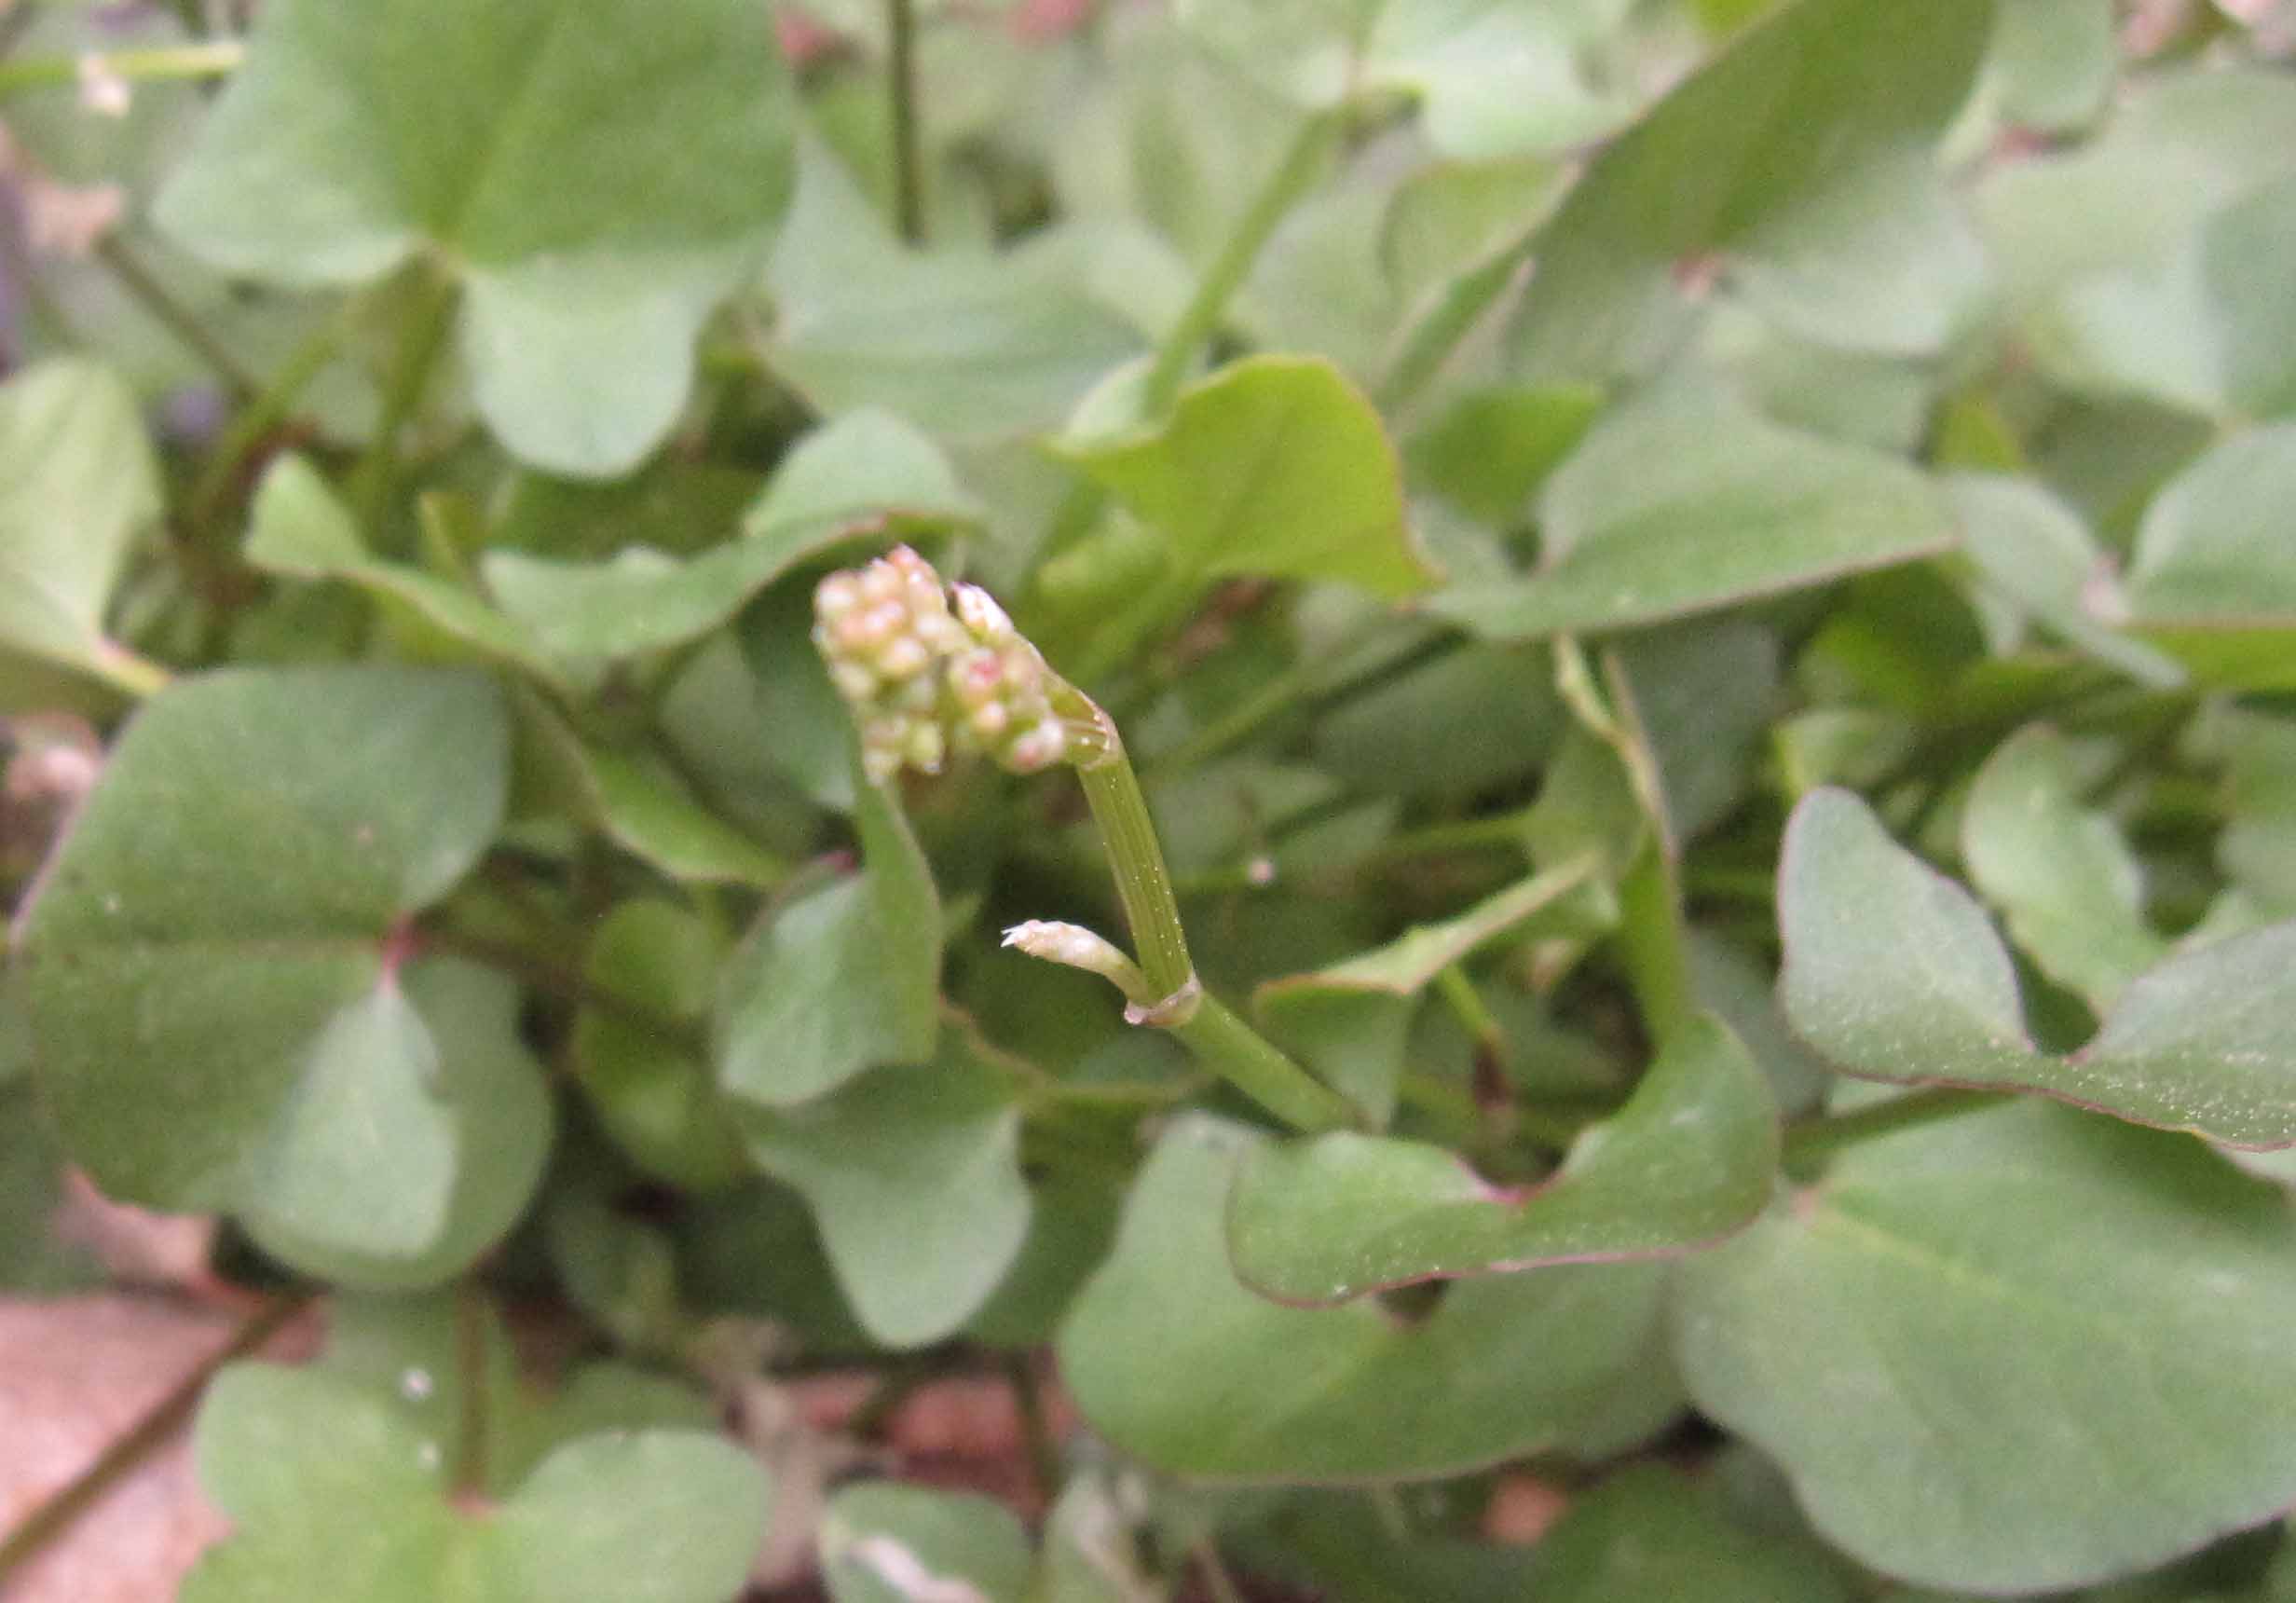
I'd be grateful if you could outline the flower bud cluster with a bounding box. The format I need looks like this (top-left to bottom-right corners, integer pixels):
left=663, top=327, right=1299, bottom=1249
left=813, top=547, right=1074, bottom=785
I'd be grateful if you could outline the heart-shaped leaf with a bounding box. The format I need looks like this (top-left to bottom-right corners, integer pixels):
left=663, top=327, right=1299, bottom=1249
left=186, top=1295, right=768, bottom=1603
left=0, top=359, right=166, bottom=697
left=1780, top=787, right=2296, bottom=1146
left=716, top=771, right=939, bottom=1107
left=1508, top=0, right=1993, bottom=381
left=1059, top=355, right=1435, bottom=599
left=1058, top=1115, right=1676, bottom=1482
left=13, top=666, right=540, bottom=1278
left=1432, top=385, right=1957, bottom=640
left=154, top=0, right=799, bottom=475
left=483, top=408, right=979, bottom=662
left=1226, top=1013, right=1777, bottom=1303
left=740, top=1030, right=1032, bottom=1349
left=1674, top=1101, right=2296, bottom=1592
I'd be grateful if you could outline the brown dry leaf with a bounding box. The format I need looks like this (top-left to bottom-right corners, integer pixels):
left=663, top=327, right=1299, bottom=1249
left=0, top=1294, right=318, bottom=1603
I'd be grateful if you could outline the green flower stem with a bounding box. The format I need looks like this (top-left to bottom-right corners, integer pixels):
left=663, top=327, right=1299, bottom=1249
left=349, top=267, right=459, bottom=532
left=1169, top=989, right=1360, bottom=1134
left=1072, top=724, right=1360, bottom=1133
left=1073, top=740, right=1196, bottom=1005
left=885, top=0, right=924, bottom=244
left=95, top=234, right=260, bottom=402
left=1782, top=1087, right=2009, bottom=1169
left=0, top=38, right=244, bottom=98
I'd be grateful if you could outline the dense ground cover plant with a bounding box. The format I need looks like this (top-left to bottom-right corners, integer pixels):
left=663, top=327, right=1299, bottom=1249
left=5, top=0, right=2296, bottom=1596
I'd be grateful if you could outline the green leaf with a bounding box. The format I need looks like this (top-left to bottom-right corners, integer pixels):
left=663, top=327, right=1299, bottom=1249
left=1674, top=1101, right=2296, bottom=1592
left=1431, top=385, right=1956, bottom=640
left=246, top=456, right=567, bottom=692
left=0, top=1071, right=102, bottom=1292
left=1948, top=473, right=2187, bottom=686
left=1059, top=355, right=1435, bottom=599
left=186, top=1297, right=767, bottom=1603
left=1057, top=1115, right=1676, bottom=1481
left=0, top=358, right=165, bottom=696
left=819, top=1483, right=1032, bottom=1603
left=1975, top=68, right=2296, bottom=300
left=768, top=142, right=1147, bottom=440
left=1968, top=0, right=2116, bottom=136
left=513, top=693, right=787, bottom=889
left=1175, top=0, right=1637, bottom=158
left=2115, top=423, right=2296, bottom=690
left=1508, top=0, right=1993, bottom=382
left=1780, top=787, right=2296, bottom=1147
left=1225, top=1013, right=1778, bottom=1302
left=2037, top=173, right=2296, bottom=423
left=1522, top=1464, right=1852, bottom=1603
left=1251, top=857, right=1609, bottom=1124
left=1406, top=385, right=1604, bottom=527
left=740, top=1031, right=1032, bottom=1349
left=716, top=773, right=939, bottom=1106
left=571, top=900, right=750, bottom=1192
left=1961, top=724, right=2167, bottom=1011
left=13, top=667, right=545, bottom=1279
left=1038, top=1471, right=1166, bottom=1603
left=154, top=0, right=798, bottom=475
left=482, top=407, right=979, bottom=661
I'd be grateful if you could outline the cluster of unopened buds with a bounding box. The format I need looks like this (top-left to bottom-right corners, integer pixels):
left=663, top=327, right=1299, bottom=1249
left=813, top=547, right=1084, bottom=786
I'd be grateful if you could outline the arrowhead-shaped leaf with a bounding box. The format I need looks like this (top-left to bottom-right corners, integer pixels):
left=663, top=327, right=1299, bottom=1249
left=1059, top=355, right=1435, bottom=599
left=1226, top=1013, right=1777, bottom=1303
left=483, top=408, right=979, bottom=661
left=1780, top=787, right=2296, bottom=1146
left=1508, top=0, right=1993, bottom=381
left=1058, top=1116, right=1675, bottom=1482
left=1674, top=1101, right=2296, bottom=1592
left=1432, top=385, right=1957, bottom=640
left=155, top=0, right=798, bottom=475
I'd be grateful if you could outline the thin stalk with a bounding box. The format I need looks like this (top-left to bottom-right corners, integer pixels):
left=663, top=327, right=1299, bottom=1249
left=0, top=37, right=243, bottom=98
left=1073, top=743, right=1194, bottom=1005
left=1193, top=1541, right=1249, bottom=1603
left=1034, top=106, right=1344, bottom=569
left=1783, top=1088, right=2008, bottom=1168
left=187, top=307, right=351, bottom=529
left=0, top=1294, right=307, bottom=1582
left=86, top=638, right=171, bottom=700
left=95, top=234, right=258, bottom=401
left=1374, top=223, right=1536, bottom=414
left=1003, top=1355, right=1060, bottom=1504
left=1069, top=727, right=1358, bottom=1132
left=1169, top=992, right=1359, bottom=1134
left=349, top=267, right=458, bottom=533
left=1615, top=841, right=1695, bottom=1047
left=885, top=0, right=924, bottom=244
